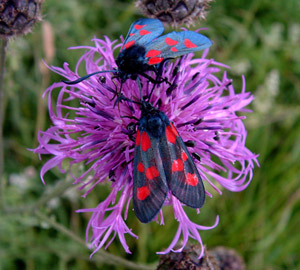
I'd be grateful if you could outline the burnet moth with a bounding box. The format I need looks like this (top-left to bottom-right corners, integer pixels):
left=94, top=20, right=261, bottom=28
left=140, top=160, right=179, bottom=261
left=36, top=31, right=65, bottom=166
left=132, top=101, right=205, bottom=223
left=63, top=18, right=212, bottom=95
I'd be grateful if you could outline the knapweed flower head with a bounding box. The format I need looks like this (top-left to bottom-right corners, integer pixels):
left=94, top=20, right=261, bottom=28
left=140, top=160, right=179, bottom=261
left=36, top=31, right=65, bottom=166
left=136, top=0, right=212, bottom=27
left=0, top=0, right=43, bottom=38
left=33, top=35, right=258, bottom=257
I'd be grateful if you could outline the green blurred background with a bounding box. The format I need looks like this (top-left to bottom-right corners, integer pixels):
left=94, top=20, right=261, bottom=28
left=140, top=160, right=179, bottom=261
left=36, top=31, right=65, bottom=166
left=1, top=0, right=300, bottom=269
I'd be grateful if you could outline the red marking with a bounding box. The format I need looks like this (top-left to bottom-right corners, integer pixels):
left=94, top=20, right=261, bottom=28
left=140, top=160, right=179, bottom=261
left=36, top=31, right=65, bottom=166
left=137, top=162, right=145, bottom=173
left=141, top=132, right=151, bottom=152
left=145, top=166, right=159, bottom=180
left=146, top=50, right=161, bottom=58
left=148, top=57, right=164, bottom=65
left=172, top=159, right=184, bottom=172
left=137, top=186, right=150, bottom=200
left=134, top=24, right=146, bottom=30
left=129, top=33, right=135, bottom=36
left=140, top=29, right=151, bottom=35
left=184, top=39, right=197, bottom=48
left=171, top=123, right=179, bottom=137
left=125, top=40, right=135, bottom=49
left=166, top=125, right=177, bottom=144
left=165, top=37, right=178, bottom=46
left=186, top=173, right=198, bottom=186
left=136, top=130, right=141, bottom=146
left=171, top=47, right=178, bottom=52
left=181, top=152, right=188, bottom=161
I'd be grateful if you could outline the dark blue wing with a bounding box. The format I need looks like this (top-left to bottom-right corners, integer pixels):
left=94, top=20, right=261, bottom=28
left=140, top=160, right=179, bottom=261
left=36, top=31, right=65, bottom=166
left=133, top=129, right=168, bottom=223
left=159, top=121, right=205, bottom=208
left=144, top=31, right=212, bottom=65
left=121, top=18, right=164, bottom=51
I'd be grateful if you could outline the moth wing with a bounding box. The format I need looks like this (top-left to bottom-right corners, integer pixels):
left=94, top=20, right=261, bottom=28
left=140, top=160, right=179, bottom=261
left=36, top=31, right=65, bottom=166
left=160, top=122, right=205, bottom=208
left=133, top=129, right=168, bottom=223
left=144, top=31, right=212, bottom=65
left=121, top=18, right=164, bottom=51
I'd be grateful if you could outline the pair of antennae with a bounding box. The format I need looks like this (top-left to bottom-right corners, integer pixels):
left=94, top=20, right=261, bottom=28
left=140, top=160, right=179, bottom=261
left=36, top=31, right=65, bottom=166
left=62, top=71, right=151, bottom=103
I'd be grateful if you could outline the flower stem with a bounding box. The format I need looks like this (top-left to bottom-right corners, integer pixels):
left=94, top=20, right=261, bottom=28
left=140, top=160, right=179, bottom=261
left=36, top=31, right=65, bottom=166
left=2, top=177, right=76, bottom=214
left=35, top=210, right=156, bottom=270
left=0, top=38, right=8, bottom=210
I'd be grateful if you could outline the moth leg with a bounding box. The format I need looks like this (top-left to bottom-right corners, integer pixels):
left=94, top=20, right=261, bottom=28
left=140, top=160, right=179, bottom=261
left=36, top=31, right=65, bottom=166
left=145, top=60, right=172, bottom=100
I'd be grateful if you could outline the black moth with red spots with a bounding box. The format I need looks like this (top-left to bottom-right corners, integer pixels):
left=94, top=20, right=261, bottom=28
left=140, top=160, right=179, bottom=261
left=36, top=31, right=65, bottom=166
left=133, top=102, right=205, bottom=223
left=116, top=17, right=211, bottom=82
left=63, top=18, right=211, bottom=89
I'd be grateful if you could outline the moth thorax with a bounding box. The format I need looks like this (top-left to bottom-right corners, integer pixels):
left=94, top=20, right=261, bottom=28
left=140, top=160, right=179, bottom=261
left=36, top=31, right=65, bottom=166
left=116, top=45, right=148, bottom=77
left=147, top=115, right=164, bottom=138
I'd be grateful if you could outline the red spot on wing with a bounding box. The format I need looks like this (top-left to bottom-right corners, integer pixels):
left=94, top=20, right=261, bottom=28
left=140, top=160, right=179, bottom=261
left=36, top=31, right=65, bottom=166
left=134, top=24, right=146, bottom=30
left=184, top=39, right=197, bottom=48
left=171, top=47, right=178, bottom=52
left=137, top=162, right=145, bottom=173
left=145, top=166, right=159, bottom=180
left=140, top=29, right=151, bottom=35
left=146, top=50, right=161, bottom=58
left=125, top=40, right=135, bottom=49
left=129, top=33, right=135, bottom=36
left=166, top=125, right=177, bottom=144
left=172, top=159, right=184, bottom=172
left=171, top=123, right=179, bottom=137
left=137, top=186, right=150, bottom=200
left=186, top=173, right=198, bottom=186
left=141, top=132, right=151, bottom=152
left=148, top=57, right=164, bottom=65
left=165, top=37, right=179, bottom=46
left=181, top=152, right=188, bottom=161
left=136, top=130, right=141, bottom=146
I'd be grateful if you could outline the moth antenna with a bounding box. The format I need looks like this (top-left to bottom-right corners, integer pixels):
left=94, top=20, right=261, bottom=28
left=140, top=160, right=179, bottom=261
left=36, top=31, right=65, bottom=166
left=62, top=70, right=117, bottom=85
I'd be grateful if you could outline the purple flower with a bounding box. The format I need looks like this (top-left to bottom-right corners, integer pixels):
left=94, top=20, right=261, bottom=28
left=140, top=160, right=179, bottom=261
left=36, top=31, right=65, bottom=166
left=33, top=36, right=258, bottom=257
